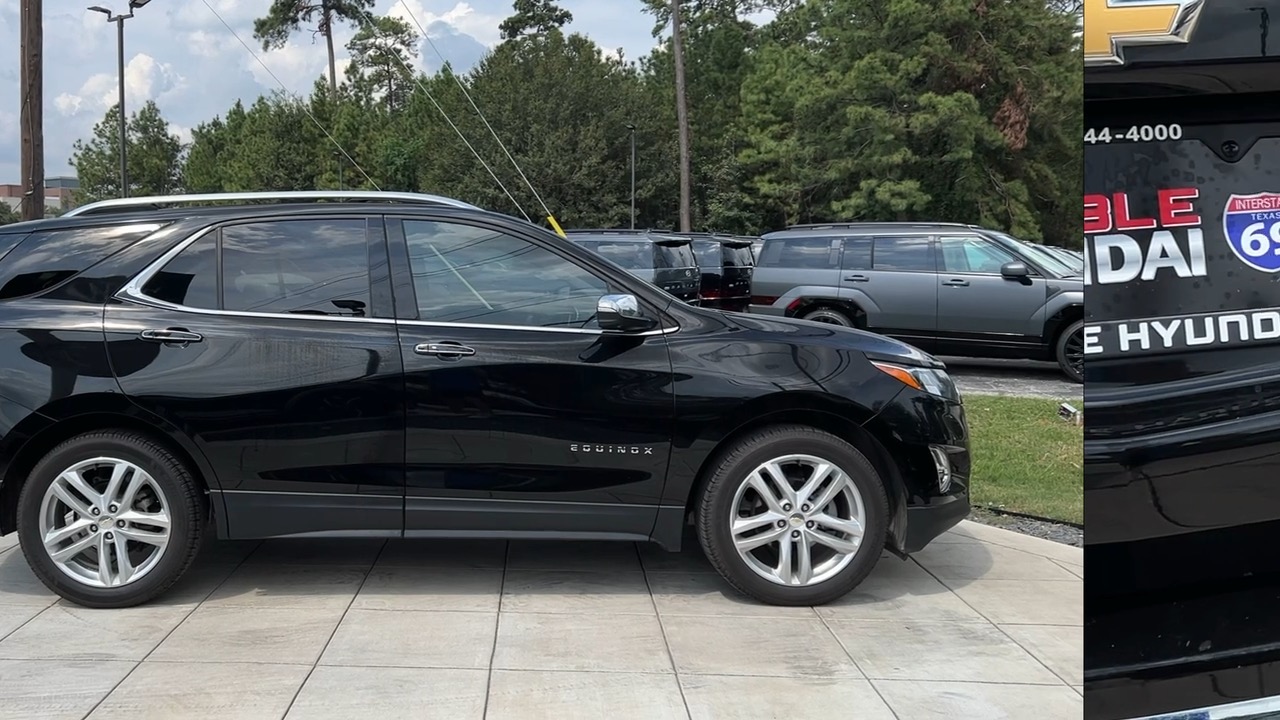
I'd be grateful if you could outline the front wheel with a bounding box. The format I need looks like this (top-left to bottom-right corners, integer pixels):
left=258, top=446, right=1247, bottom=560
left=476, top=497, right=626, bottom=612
left=17, top=430, right=205, bottom=608
left=800, top=307, right=853, bottom=327
left=696, top=425, right=889, bottom=606
left=1055, top=320, right=1084, bottom=383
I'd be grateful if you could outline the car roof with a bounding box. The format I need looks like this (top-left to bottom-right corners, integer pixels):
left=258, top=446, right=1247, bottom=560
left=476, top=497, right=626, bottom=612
left=763, top=222, right=983, bottom=239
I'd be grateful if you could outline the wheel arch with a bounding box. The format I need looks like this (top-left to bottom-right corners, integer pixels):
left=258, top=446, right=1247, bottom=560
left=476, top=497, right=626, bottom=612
left=0, top=395, right=220, bottom=536
left=789, top=298, right=868, bottom=328
left=1043, top=302, right=1083, bottom=349
left=659, top=394, right=910, bottom=553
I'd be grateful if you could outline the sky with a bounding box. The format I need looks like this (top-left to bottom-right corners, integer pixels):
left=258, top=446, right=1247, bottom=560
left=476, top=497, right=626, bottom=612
left=0, top=0, right=670, bottom=183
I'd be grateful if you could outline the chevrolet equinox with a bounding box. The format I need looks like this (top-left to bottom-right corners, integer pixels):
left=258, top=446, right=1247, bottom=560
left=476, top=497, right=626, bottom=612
left=0, top=191, right=970, bottom=608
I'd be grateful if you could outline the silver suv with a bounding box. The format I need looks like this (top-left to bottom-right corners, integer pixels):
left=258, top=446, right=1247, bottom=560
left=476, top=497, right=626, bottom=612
left=749, top=223, right=1085, bottom=382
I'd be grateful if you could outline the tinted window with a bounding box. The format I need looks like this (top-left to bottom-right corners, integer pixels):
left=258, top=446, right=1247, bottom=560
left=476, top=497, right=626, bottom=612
left=722, top=243, right=755, bottom=267
left=142, top=235, right=218, bottom=308
left=654, top=241, right=696, bottom=269
left=404, top=220, right=608, bottom=329
left=939, top=236, right=1015, bottom=274
left=761, top=237, right=838, bottom=269
left=872, top=236, right=934, bottom=271
left=693, top=240, right=720, bottom=269
left=221, top=219, right=370, bottom=317
left=581, top=241, right=653, bottom=270
left=842, top=237, right=872, bottom=270
left=0, top=225, right=157, bottom=300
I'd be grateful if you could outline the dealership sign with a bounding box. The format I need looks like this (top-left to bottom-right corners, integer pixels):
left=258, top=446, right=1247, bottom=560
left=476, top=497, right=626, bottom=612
left=1083, top=0, right=1205, bottom=66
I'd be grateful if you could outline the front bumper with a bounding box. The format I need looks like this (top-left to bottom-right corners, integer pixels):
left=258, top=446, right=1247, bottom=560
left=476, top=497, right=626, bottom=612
left=901, top=492, right=970, bottom=553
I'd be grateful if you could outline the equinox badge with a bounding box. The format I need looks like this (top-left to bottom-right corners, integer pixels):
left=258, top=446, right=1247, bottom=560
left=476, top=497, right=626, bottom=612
left=570, top=444, right=655, bottom=455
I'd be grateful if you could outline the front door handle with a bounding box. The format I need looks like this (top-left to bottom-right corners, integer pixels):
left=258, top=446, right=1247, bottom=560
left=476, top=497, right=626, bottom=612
left=941, top=279, right=970, bottom=287
left=414, top=342, right=476, bottom=358
left=139, top=328, right=204, bottom=345
left=845, top=274, right=870, bottom=283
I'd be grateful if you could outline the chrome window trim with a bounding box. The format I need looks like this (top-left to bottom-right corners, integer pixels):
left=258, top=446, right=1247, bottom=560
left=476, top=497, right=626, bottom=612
left=117, top=223, right=679, bottom=338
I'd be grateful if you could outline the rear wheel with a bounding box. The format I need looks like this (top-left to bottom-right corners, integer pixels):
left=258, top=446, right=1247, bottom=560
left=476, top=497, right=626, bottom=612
left=17, top=430, right=205, bottom=608
left=800, top=306, right=853, bottom=327
left=696, top=425, right=889, bottom=606
left=1055, top=320, right=1084, bottom=383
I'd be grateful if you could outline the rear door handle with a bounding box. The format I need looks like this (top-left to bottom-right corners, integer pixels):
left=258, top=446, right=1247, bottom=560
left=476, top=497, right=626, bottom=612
left=942, top=279, right=970, bottom=287
left=414, top=342, right=476, bottom=358
left=845, top=275, right=870, bottom=283
left=139, top=328, right=204, bottom=344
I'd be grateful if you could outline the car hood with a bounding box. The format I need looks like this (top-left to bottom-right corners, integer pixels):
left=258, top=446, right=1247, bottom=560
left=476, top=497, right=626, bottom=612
left=722, top=311, right=944, bottom=369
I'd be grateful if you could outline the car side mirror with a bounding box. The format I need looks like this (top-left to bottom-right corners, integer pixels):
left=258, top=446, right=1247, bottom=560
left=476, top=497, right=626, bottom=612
left=598, top=294, right=656, bottom=332
left=1000, top=262, right=1030, bottom=279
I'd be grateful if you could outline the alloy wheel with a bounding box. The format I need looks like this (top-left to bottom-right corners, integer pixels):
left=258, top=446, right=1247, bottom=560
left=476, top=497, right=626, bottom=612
left=729, top=454, right=866, bottom=587
left=38, top=457, right=171, bottom=588
left=1064, top=327, right=1084, bottom=379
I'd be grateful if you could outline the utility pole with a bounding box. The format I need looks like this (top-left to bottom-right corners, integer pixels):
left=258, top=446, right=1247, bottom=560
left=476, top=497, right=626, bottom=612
left=626, top=123, right=636, bottom=229
left=19, top=0, right=45, bottom=222
left=671, top=0, right=693, bottom=232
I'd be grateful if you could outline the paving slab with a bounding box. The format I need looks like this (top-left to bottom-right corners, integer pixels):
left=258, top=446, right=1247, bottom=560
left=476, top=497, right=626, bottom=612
left=681, top=675, right=897, bottom=720
left=150, top=605, right=344, bottom=665
left=1000, top=623, right=1084, bottom=686
left=86, top=661, right=310, bottom=720
left=826, top=619, right=1061, bottom=684
left=243, top=538, right=386, bottom=567
left=873, top=678, right=1084, bottom=719
left=663, top=614, right=861, bottom=678
left=501, top=569, right=655, bottom=615
left=202, top=564, right=367, bottom=611
left=648, top=571, right=818, bottom=619
left=0, top=658, right=134, bottom=720
left=813, top=553, right=987, bottom=623
left=352, top=565, right=503, bottom=613
left=320, top=608, right=496, bottom=669
left=911, top=541, right=1079, bottom=582
left=284, top=665, right=487, bottom=720
left=377, top=539, right=508, bottom=568
left=946, top=578, right=1083, bottom=626
left=487, top=669, right=688, bottom=720
left=506, top=540, right=643, bottom=573
left=493, top=611, right=673, bottom=674
left=0, top=603, right=44, bottom=639
left=0, top=604, right=193, bottom=661
left=0, top=552, right=57, bottom=608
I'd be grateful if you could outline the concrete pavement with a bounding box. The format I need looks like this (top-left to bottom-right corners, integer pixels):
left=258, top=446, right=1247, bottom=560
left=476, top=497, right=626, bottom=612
left=0, top=520, right=1082, bottom=719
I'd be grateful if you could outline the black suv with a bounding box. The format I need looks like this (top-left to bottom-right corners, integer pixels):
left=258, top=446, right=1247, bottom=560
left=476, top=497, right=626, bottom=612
left=0, top=191, right=969, bottom=609
left=563, top=229, right=702, bottom=305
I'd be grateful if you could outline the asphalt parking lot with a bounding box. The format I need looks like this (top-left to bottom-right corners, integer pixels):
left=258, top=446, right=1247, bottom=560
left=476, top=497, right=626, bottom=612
left=0, top=521, right=1081, bottom=719
left=940, top=358, right=1082, bottom=400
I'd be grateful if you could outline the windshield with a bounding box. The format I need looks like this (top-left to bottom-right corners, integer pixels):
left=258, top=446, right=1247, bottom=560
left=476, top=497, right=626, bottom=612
left=653, top=240, right=697, bottom=269
left=986, top=231, right=1079, bottom=277
left=722, top=243, right=755, bottom=267
left=575, top=240, right=653, bottom=270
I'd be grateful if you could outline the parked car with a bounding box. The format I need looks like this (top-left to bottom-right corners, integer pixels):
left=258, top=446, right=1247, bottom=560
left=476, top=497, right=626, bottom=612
left=686, top=234, right=757, bottom=312
left=564, top=229, right=701, bottom=305
left=749, top=222, right=1085, bottom=382
left=0, top=191, right=969, bottom=608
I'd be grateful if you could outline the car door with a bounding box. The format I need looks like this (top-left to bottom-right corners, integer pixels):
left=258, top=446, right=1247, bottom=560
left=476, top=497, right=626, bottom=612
left=933, top=234, right=1049, bottom=355
left=856, top=235, right=939, bottom=351
left=105, top=216, right=406, bottom=538
left=386, top=215, right=677, bottom=540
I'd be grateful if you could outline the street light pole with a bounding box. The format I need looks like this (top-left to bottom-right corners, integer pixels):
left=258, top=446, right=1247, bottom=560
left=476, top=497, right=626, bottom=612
left=89, top=1, right=149, bottom=199
left=626, top=123, right=636, bottom=230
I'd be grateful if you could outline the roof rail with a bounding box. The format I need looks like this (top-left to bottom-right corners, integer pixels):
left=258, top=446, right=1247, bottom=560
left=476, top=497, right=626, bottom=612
left=63, top=191, right=480, bottom=218
left=562, top=228, right=673, bottom=235
left=785, top=221, right=976, bottom=230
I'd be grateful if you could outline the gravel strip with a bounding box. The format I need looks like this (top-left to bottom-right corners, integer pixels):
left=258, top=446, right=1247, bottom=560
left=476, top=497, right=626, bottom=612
left=967, top=507, right=1083, bottom=547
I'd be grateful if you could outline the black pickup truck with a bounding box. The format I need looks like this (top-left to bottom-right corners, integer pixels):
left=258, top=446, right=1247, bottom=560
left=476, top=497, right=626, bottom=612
left=1085, top=1, right=1280, bottom=718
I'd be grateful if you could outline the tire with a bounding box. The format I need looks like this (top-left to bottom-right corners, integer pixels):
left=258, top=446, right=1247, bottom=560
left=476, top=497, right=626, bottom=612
left=800, top=306, right=853, bottom=327
left=17, top=430, right=205, bottom=608
left=695, top=425, right=889, bottom=606
left=1055, top=319, right=1084, bottom=384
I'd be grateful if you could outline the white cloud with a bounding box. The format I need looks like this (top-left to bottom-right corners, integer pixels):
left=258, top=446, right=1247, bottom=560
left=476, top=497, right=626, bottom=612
left=53, top=53, right=186, bottom=118
left=168, top=122, right=193, bottom=145
left=390, top=1, right=504, bottom=49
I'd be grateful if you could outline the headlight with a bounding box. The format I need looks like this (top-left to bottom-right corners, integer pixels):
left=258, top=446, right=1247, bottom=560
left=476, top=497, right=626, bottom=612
left=871, top=361, right=961, bottom=402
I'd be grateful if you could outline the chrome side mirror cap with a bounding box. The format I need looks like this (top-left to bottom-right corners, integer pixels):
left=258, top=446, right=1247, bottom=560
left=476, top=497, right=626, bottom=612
left=597, top=294, right=656, bottom=332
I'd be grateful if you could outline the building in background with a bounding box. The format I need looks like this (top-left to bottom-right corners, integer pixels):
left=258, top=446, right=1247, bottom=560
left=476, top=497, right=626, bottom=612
left=0, top=176, right=80, bottom=214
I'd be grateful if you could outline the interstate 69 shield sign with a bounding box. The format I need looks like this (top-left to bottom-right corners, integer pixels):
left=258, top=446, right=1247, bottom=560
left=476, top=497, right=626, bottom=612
left=1223, top=193, right=1280, bottom=273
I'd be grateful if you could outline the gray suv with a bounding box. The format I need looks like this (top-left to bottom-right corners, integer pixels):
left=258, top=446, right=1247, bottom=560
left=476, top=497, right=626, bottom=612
left=749, top=223, right=1085, bottom=382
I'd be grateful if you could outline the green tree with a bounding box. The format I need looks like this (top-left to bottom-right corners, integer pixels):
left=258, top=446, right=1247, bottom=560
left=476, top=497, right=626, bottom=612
left=0, top=203, right=19, bottom=226
left=737, top=0, right=1080, bottom=242
left=253, top=0, right=376, bottom=96
left=70, top=101, right=184, bottom=204
left=345, top=15, right=419, bottom=113
left=499, top=0, right=573, bottom=40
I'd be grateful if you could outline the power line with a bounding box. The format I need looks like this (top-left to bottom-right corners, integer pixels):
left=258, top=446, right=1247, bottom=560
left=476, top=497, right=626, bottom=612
left=353, top=10, right=533, bottom=223
left=198, top=0, right=382, bottom=191
left=395, top=4, right=556, bottom=222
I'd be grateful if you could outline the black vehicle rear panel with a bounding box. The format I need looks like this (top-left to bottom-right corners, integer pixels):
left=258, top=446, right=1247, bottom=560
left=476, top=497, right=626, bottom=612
left=1085, top=2, right=1280, bottom=715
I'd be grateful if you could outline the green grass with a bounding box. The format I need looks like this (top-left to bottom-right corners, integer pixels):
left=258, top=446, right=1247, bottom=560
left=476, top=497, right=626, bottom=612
left=964, top=394, right=1083, bottom=524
